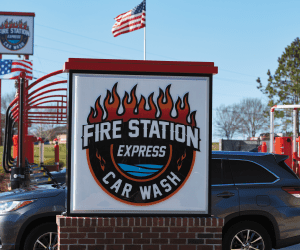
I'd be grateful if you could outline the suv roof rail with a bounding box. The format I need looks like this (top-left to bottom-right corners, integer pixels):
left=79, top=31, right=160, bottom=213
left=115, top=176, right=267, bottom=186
left=212, top=151, right=270, bottom=156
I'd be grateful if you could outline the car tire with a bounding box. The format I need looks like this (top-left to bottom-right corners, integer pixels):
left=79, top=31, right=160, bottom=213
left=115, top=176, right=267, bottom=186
left=223, top=221, right=272, bottom=250
left=23, top=223, right=58, bottom=250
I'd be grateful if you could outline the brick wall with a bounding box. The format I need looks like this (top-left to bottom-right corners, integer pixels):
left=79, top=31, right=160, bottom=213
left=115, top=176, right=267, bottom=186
left=56, top=216, right=223, bottom=250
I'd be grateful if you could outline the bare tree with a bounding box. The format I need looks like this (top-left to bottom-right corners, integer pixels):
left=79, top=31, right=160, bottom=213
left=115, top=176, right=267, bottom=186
left=29, top=105, right=58, bottom=141
left=238, top=98, right=268, bottom=137
left=215, top=104, right=241, bottom=139
left=215, top=99, right=268, bottom=140
left=1, top=91, right=16, bottom=114
left=31, top=123, right=56, bottom=141
left=1, top=91, right=17, bottom=145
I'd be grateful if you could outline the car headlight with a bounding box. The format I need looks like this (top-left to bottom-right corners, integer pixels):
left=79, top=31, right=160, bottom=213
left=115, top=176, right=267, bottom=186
left=0, top=200, right=35, bottom=214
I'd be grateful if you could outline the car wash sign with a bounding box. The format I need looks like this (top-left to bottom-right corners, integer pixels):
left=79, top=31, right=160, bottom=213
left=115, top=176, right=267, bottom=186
left=0, top=12, right=34, bottom=55
left=65, top=59, right=217, bottom=216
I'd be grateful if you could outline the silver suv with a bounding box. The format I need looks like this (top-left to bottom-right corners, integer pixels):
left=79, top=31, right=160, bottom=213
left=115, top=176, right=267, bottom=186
left=0, top=171, right=66, bottom=250
left=212, top=151, right=300, bottom=250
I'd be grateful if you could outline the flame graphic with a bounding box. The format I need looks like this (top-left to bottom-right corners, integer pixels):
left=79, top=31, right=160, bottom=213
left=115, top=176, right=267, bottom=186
left=0, top=19, right=28, bottom=30
left=96, top=150, right=106, bottom=171
left=88, top=83, right=196, bottom=127
left=177, top=150, right=187, bottom=171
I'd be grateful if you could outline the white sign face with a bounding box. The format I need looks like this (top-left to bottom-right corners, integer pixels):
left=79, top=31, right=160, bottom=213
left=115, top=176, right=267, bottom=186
left=70, top=73, right=210, bottom=214
left=0, top=15, right=34, bottom=55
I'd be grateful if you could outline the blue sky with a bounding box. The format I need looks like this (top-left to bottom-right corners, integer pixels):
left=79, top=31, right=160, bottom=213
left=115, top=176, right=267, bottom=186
left=1, top=0, right=300, bottom=141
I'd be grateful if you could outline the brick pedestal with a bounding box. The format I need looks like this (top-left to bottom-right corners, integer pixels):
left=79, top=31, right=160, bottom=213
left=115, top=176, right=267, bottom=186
left=56, top=216, right=223, bottom=250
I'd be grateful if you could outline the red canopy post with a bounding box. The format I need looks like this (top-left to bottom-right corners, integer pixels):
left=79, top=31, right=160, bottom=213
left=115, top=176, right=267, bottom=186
left=18, top=72, right=26, bottom=169
left=0, top=54, right=2, bottom=146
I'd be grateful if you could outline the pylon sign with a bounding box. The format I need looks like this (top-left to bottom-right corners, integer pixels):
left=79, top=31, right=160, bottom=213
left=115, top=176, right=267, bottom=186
left=65, top=58, right=217, bottom=216
left=0, top=12, right=34, bottom=55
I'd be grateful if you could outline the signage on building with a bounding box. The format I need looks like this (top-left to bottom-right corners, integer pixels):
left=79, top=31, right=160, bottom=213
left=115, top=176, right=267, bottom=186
left=65, top=59, right=217, bottom=215
left=0, top=12, right=34, bottom=55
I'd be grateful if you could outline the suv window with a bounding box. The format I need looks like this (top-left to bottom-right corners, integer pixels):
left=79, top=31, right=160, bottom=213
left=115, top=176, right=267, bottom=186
left=211, top=159, right=234, bottom=185
left=229, top=160, right=277, bottom=184
left=278, top=160, right=299, bottom=179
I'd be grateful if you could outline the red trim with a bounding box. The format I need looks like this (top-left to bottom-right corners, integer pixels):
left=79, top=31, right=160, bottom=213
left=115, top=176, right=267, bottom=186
left=63, top=58, right=218, bottom=75
left=28, top=100, right=66, bottom=107
left=27, top=80, right=67, bottom=98
left=27, top=88, right=67, bottom=103
left=293, top=152, right=300, bottom=161
left=0, top=12, right=35, bottom=16
left=271, top=105, right=277, bottom=112
left=27, top=95, right=66, bottom=106
left=27, top=111, right=64, bottom=115
left=27, top=70, right=63, bottom=90
left=28, top=105, right=66, bottom=109
left=27, top=121, right=66, bottom=124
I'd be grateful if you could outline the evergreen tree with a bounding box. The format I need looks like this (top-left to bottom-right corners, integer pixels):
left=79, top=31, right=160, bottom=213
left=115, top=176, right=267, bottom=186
left=257, top=37, right=300, bottom=133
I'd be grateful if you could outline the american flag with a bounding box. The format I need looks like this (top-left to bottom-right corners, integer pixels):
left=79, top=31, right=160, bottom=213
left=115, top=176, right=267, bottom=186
left=112, top=0, right=146, bottom=37
left=0, top=60, right=33, bottom=80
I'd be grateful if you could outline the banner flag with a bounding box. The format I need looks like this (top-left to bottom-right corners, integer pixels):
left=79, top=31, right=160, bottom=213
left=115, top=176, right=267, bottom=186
left=0, top=59, right=32, bottom=80
left=112, top=0, right=146, bottom=37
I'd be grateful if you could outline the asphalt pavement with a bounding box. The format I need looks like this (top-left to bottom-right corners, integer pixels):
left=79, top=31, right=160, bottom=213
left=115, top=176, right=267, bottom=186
left=273, top=244, right=300, bottom=250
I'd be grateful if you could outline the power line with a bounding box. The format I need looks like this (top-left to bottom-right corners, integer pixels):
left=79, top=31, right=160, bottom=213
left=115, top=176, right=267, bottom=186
left=32, top=69, right=67, bottom=81
left=213, top=108, right=268, bottom=116
left=32, top=56, right=64, bottom=64
left=214, top=76, right=258, bottom=86
left=35, top=23, right=271, bottom=84
left=36, top=23, right=141, bottom=51
left=36, top=23, right=176, bottom=60
left=213, top=92, right=246, bottom=98
left=36, top=35, right=125, bottom=59
left=33, top=23, right=272, bottom=89
left=219, top=69, right=268, bottom=81
left=35, top=44, right=102, bottom=58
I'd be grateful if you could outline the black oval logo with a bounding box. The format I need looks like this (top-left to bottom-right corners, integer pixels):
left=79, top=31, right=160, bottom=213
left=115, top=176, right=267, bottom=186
left=83, top=83, right=200, bottom=205
left=0, top=19, right=30, bottom=51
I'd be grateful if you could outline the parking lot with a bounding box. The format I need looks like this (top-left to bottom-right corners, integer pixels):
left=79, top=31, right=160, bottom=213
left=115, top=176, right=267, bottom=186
left=274, top=244, right=300, bottom=250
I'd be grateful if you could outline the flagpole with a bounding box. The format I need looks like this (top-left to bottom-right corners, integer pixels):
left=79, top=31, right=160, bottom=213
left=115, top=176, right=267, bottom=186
left=144, top=26, right=146, bottom=60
